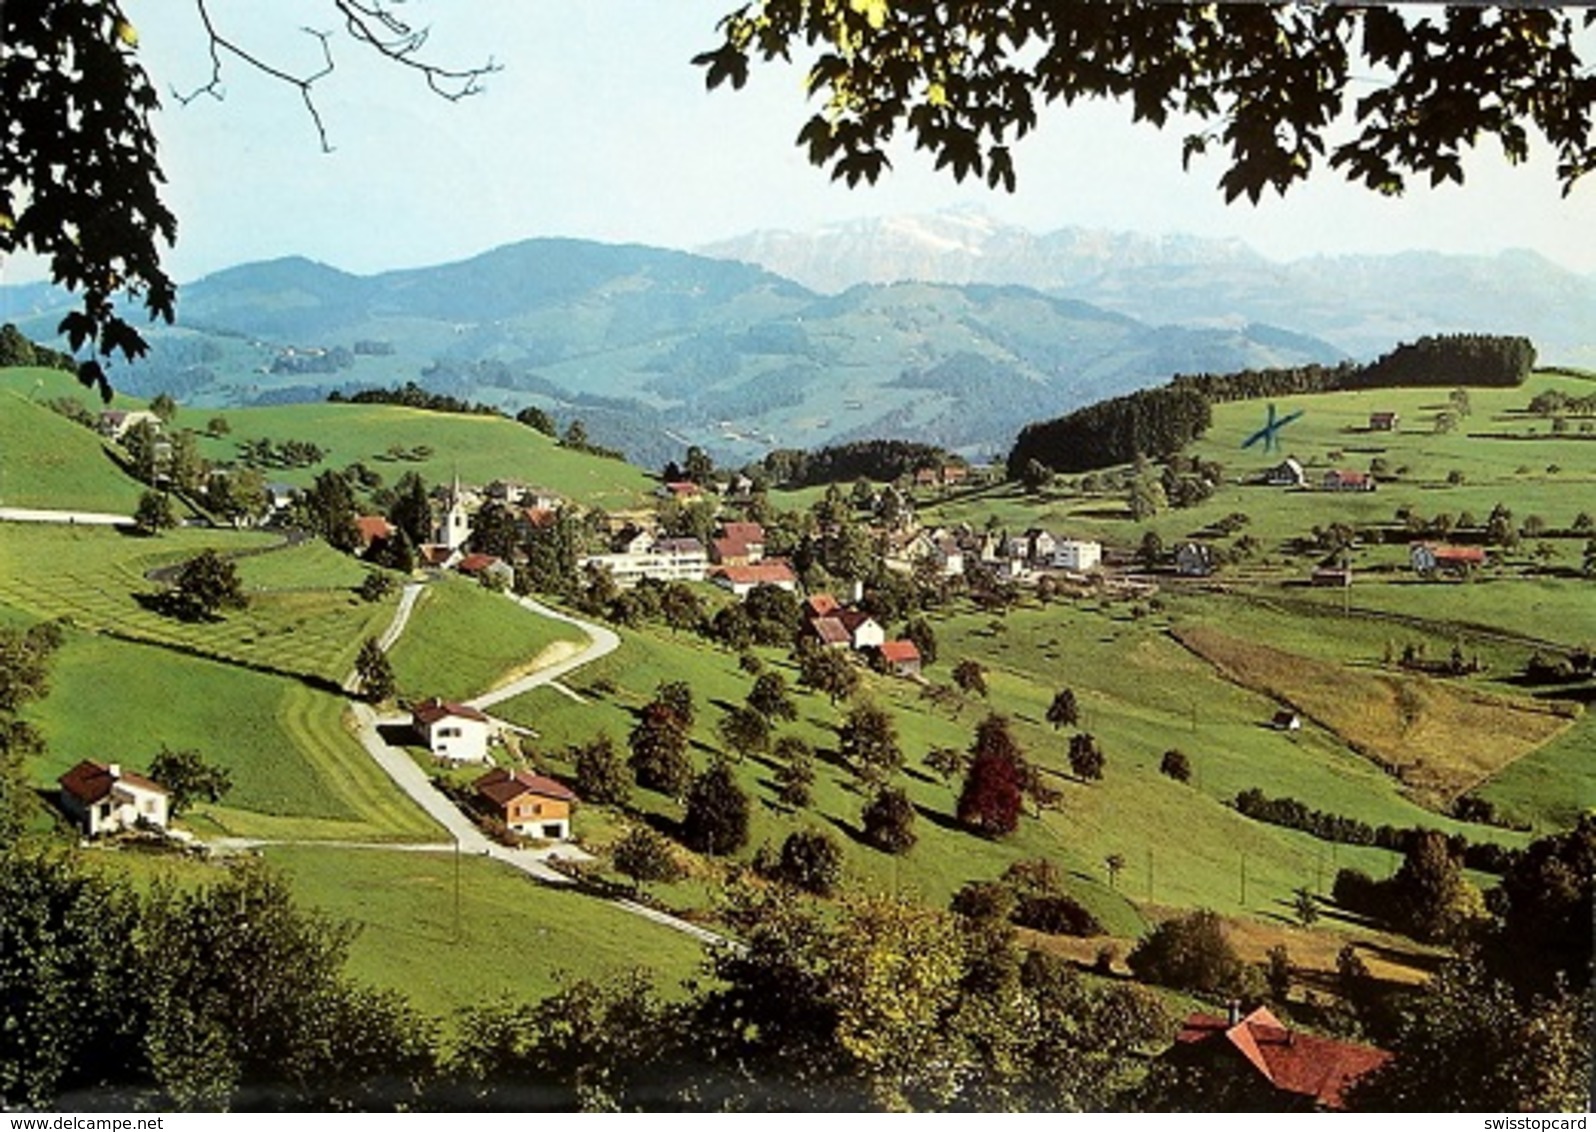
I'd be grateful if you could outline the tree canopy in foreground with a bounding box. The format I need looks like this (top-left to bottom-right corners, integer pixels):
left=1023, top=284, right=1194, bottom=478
left=695, top=4, right=1596, bottom=199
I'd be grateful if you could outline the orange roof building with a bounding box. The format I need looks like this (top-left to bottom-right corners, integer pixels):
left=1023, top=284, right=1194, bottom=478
left=1170, top=1006, right=1390, bottom=1110
left=474, top=768, right=577, bottom=840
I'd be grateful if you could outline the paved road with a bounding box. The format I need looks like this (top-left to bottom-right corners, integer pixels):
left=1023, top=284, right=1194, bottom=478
left=0, top=506, right=133, bottom=526
left=342, top=584, right=731, bottom=946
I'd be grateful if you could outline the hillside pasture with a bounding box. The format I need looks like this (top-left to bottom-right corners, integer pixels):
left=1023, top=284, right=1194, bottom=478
left=1171, top=623, right=1573, bottom=808
left=0, top=524, right=394, bottom=686
left=261, top=844, right=708, bottom=1020
left=384, top=578, right=587, bottom=702
left=189, top=401, right=654, bottom=511
left=485, top=600, right=1504, bottom=953
left=0, top=374, right=147, bottom=513
left=25, top=630, right=439, bottom=841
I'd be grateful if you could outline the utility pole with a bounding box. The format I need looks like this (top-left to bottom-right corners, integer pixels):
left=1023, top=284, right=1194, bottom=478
left=1239, top=852, right=1248, bottom=907
left=453, top=832, right=462, bottom=944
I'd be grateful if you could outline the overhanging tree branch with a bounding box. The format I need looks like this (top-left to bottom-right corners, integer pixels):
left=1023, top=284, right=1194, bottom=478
left=175, top=0, right=500, bottom=153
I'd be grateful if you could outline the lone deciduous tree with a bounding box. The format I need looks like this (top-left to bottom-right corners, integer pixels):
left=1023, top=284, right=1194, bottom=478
left=168, top=549, right=246, bottom=621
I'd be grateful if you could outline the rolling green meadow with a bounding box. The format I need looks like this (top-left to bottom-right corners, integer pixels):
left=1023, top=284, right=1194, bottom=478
left=2, top=360, right=1590, bottom=1019
left=386, top=576, right=586, bottom=702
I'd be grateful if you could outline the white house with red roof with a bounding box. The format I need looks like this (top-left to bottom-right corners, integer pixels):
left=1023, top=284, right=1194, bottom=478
left=411, top=697, right=494, bottom=764
left=712, top=561, right=797, bottom=596
left=58, top=760, right=170, bottom=837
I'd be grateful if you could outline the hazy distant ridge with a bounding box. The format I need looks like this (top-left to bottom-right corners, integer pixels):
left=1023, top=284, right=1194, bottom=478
left=699, top=212, right=1596, bottom=363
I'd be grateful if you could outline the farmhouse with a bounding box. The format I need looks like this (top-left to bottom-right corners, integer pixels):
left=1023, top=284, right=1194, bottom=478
left=1322, top=469, right=1375, bottom=493
left=931, top=537, right=965, bottom=577
left=58, top=760, right=169, bottom=837
left=412, top=697, right=494, bottom=764
left=457, top=553, right=515, bottom=590
left=806, top=616, right=852, bottom=649
left=836, top=608, right=885, bottom=650
left=803, top=593, right=841, bottom=620
left=474, top=768, right=577, bottom=840
left=1368, top=411, right=1400, bottom=432
left=96, top=408, right=162, bottom=441
left=1052, top=538, right=1103, bottom=572
left=712, top=561, right=797, bottom=596
left=1263, top=457, right=1307, bottom=487
left=877, top=639, right=922, bottom=677
left=1410, top=543, right=1487, bottom=576
left=658, top=481, right=703, bottom=501
left=1311, top=566, right=1353, bottom=588
left=711, top=521, right=767, bottom=566
left=355, top=514, right=396, bottom=551
left=1271, top=710, right=1303, bottom=732
left=1167, top=1006, right=1390, bottom=1110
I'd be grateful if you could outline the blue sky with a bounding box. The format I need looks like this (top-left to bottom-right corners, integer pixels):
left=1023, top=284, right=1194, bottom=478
left=11, top=1, right=1596, bottom=283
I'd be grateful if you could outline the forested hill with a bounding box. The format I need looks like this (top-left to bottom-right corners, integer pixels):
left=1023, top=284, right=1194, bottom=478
left=0, top=237, right=1341, bottom=467
left=1009, top=334, right=1539, bottom=475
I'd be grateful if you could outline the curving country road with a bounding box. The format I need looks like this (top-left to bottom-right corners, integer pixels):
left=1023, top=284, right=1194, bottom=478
left=347, top=583, right=728, bottom=949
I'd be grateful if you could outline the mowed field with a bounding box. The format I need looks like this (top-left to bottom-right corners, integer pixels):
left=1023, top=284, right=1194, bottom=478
left=0, top=524, right=393, bottom=686
left=385, top=576, right=586, bottom=702
left=1171, top=623, right=1574, bottom=808
left=261, top=845, right=708, bottom=1021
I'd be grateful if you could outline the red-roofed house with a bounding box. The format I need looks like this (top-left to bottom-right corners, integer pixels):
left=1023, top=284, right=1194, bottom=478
left=803, top=593, right=841, bottom=620
left=807, top=616, right=851, bottom=649
left=712, top=522, right=766, bottom=566
left=712, top=561, right=797, bottom=596
left=457, top=553, right=515, bottom=590
left=1411, top=543, right=1487, bottom=576
left=355, top=515, right=395, bottom=551
left=1168, top=1006, right=1390, bottom=1110
left=836, top=608, right=885, bottom=650
left=58, top=760, right=169, bottom=837
left=474, top=768, right=577, bottom=840
left=411, top=697, right=494, bottom=764
left=877, top=639, right=922, bottom=677
left=1368, top=411, right=1400, bottom=432
left=658, top=481, right=703, bottom=501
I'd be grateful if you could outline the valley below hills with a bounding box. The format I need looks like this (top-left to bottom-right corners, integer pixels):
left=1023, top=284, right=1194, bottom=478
left=2, top=234, right=1343, bottom=468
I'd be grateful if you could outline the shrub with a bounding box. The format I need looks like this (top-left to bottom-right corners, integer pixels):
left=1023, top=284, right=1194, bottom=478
left=1126, top=909, right=1249, bottom=996
left=1159, top=749, right=1192, bottom=783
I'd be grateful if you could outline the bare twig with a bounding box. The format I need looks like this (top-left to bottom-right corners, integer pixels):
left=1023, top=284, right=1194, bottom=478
left=172, top=0, right=500, bottom=152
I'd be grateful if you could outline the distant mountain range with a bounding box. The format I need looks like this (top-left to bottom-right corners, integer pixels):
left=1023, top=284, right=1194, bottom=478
left=0, top=236, right=1346, bottom=466
left=699, top=210, right=1596, bottom=365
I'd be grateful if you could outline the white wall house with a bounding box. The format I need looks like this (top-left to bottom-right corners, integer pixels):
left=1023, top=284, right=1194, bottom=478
left=412, top=698, right=494, bottom=764
left=1052, top=539, right=1102, bottom=572
left=58, top=761, right=169, bottom=837
left=581, top=537, right=708, bottom=588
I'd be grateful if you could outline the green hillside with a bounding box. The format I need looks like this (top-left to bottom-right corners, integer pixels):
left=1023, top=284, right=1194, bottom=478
left=188, top=400, right=654, bottom=510
left=0, top=368, right=146, bottom=512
